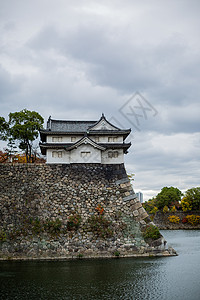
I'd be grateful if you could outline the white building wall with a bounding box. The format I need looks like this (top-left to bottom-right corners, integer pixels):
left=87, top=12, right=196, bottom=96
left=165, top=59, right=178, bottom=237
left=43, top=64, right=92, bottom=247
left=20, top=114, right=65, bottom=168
left=47, top=135, right=83, bottom=143
left=70, top=144, right=101, bottom=164
left=101, top=149, right=124, bottom=164
left=47, top=135, right=123, bottom=144
left=46, top=133, right=125, bottom=164
left=90, top=135, right=123, bottom=143
left=47, top=145, right=102, bottom=164
left=46, top=149, right=70, bottom=164
left=46, top=146, right=124, bottom=164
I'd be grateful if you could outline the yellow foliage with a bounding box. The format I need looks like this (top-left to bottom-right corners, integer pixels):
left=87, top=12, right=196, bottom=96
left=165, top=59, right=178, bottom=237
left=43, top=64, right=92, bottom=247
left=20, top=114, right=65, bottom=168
left=181, top=198, right=192, bottom=212
left=150, top=206, right=158, bottom=214
left=15, top=154, right=27, bottom=163
left=163, top=205, right=169, bottom=213
left=168, top=215, right=180, bottom=223
left=186, top=215, right=200, bottom=225
left=170, top=205, right=177, bottom=212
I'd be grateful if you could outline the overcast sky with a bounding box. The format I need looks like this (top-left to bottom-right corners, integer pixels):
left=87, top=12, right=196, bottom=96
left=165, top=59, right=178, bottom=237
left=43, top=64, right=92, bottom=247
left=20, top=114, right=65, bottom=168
left=0, top=0, right=200, bottom=200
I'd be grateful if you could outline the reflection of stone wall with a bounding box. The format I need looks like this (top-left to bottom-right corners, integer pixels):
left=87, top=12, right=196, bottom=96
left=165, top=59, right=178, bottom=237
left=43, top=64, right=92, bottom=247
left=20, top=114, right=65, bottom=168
left=0, top=164, right=175, bottom=259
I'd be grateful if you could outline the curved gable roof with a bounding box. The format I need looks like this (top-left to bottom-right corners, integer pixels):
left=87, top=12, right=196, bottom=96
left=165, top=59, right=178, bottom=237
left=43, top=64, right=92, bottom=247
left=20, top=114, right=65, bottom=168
left=66, top=136, right=106, bottom=151
left=88, top=113, right=121, bottom=131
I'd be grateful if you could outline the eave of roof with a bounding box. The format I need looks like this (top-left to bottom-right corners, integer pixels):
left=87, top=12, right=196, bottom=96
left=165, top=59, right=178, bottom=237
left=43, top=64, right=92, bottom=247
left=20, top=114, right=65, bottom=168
left=40, top=129, right=131, bottom=135
left=40, top=142, right=131, bottom=152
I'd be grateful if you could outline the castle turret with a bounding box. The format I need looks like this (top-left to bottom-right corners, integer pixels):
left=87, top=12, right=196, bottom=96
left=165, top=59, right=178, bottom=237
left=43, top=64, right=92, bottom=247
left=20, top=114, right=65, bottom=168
left=40, top=114, right=131, bottom=164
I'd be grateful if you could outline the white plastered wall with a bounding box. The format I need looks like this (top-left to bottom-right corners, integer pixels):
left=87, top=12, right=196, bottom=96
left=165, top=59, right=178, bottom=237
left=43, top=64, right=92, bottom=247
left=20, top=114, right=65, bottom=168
left=47, top=135, right=83, bottom=143
left=70, top=144, right=101, bottom=163
left=101, top=149, right=124, bottom=164
left=46, top=149, right=70, bottom=164
left=46, top=143, right=124, bottom=164
left=47, top=135, right=123, bottom=143
left=90, top=135, right=123, bottom=143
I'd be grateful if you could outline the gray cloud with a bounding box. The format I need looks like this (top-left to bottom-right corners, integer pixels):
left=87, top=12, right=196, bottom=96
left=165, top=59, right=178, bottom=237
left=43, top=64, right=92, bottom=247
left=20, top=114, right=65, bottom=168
left=0, top=0, right=200, bottom=200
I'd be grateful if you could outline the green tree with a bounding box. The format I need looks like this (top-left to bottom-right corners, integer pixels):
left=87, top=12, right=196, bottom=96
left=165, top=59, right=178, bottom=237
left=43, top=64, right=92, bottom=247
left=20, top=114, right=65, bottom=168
left=0, top=117, right=9, bottom=140
left=5, top=138, right=18, bottom=162
left=155, top=187, right=182, bottom=209
left=143, top=197, right=157, bottom=214
left=8, top=109, right=44, bottom=162
left=184, top=187, right=200, bottom=210
left=128, top=173, right=135, bottom=182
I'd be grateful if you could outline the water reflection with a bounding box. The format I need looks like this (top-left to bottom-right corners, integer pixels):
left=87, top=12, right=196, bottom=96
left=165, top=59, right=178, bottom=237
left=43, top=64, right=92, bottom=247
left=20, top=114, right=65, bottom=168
left=0, top=230, right=200, bottom=300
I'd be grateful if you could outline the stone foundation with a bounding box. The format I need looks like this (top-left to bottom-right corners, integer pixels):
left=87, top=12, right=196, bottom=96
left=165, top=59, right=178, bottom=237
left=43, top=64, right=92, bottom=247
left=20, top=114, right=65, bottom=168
left=153, top=211, right=200, bottom=230
left=0, top=164, right=176, bottom=259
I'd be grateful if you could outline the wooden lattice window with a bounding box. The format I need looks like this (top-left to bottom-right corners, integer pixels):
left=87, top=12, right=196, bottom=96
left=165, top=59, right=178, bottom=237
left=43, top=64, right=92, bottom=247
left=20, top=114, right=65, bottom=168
left=81, top=151, right=91, bottom=158
left=108, top=151, right=118, bottom=158
left=108, top=137, right=118, bottom=142
left=52, top=137, right=62, bottom=142
left=52, top=151, right=62, bottom=158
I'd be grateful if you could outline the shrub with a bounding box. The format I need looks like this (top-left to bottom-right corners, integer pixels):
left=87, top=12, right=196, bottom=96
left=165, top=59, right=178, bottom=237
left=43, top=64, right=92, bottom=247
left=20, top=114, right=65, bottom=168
left=163, top=206, right=169, bottom=213
left=186, top=215, right=200, bottom=225
left=67, top=213, right=81, bottom=230
left=44, top=218, right=62, bottom=234
left=32, top=218, right=43, bottom=234
left=184, top=187, right=200, bottom=210
left=182, top=217, right=188, bottom=223
left=87, top=215, right=113, bottom=238
left=168, top=215, right=180, bottom=223
left=150, top=206, right=158, bottom=215
left=142, top=198, right=157, bottom=214
left=181, top=198, right=192, bottom=212
left=95, top=204, right=104, bottom=215
left=114, top=251, right=120, bottom=257
left=0, top=230, right=7, bottom=242
left=143, top=224, right=161, bottom=240
left=170, top=205, right=177, bottom=212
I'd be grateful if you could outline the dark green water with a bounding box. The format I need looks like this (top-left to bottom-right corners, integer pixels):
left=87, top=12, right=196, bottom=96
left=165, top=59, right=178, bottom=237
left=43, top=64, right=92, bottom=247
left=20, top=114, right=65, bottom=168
left=0, top=230, right=200, bottom=300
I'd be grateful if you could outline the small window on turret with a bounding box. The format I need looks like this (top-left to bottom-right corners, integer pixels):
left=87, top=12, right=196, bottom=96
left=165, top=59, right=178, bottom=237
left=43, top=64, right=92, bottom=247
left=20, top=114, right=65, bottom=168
left=52, top=151, right=62, bottom=158
left=108, top=151, right=113, bottom=158
left=81, top=152, right=91, bottom=158
left=52, top=151, right=57, bottom=157
left=113, top=151, right=118, bottom=158
left=108, top=151, right=118, bottom=158
left=58, top=151, right=62, bottom=158
left=108, top=137, right=117, bottom=142
left=52, top=137, right=62, bottom=142
left=71, top=137, right=76, bottom=142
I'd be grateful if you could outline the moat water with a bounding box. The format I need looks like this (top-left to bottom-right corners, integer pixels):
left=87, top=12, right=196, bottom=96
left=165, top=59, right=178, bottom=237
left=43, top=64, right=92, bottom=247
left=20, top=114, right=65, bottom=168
left=0, top=230, right=200, bottom=300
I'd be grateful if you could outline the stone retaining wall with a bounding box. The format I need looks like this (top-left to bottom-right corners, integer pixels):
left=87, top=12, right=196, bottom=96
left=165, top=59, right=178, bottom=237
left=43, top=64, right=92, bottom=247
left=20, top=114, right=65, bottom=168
left=153, top=211, right=200, bottom=230
left=0, top=164, right=175, bottom=259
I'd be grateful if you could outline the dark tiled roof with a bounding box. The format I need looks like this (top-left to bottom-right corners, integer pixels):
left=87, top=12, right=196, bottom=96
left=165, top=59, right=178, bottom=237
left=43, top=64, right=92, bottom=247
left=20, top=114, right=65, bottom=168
left=40, top=115, right=131, bottom=145
left=50, top=120, right=96, bottom=132
left=40, top=130, right=130, bottom=135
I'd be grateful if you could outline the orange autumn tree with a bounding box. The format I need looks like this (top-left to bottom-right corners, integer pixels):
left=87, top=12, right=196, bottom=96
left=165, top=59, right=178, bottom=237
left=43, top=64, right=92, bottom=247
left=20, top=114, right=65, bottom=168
left=0, top=150, right=46, bottom=164
left=0, top=150, right=9, bottom=163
